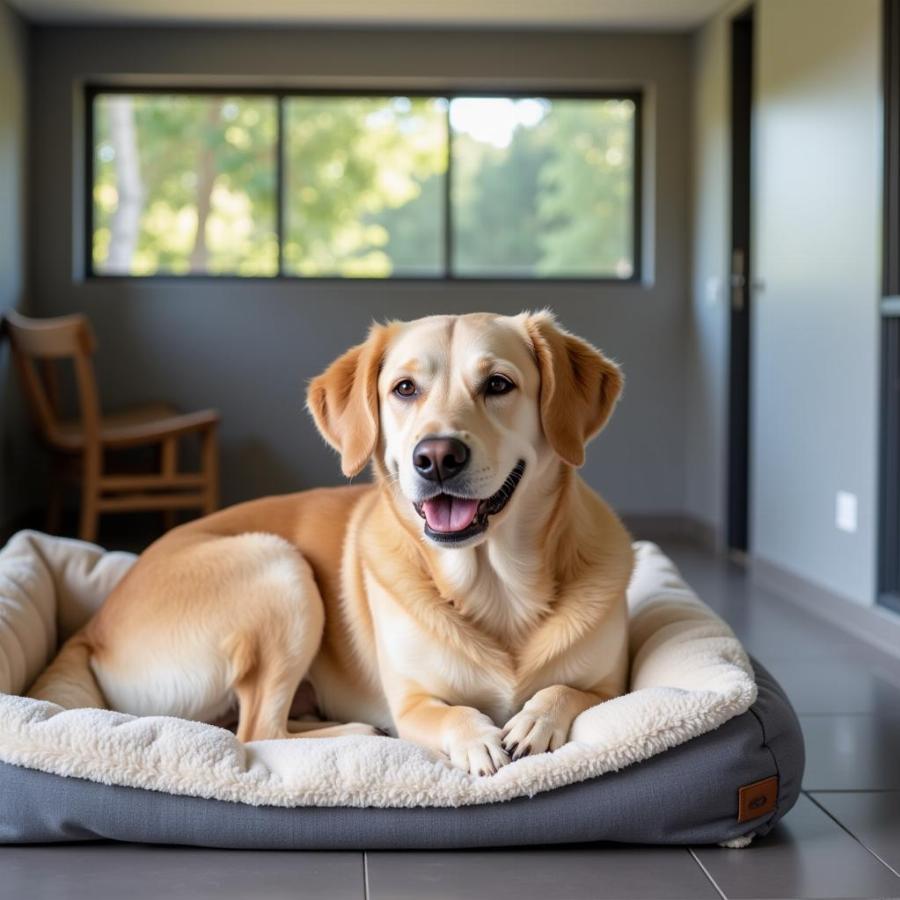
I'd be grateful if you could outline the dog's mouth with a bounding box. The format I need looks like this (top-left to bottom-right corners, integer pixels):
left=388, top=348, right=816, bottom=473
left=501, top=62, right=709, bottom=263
left=413, top=461, right=526, bottom=544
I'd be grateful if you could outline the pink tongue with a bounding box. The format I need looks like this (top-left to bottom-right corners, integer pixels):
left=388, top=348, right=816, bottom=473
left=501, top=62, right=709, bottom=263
left=422, top=496, right=479, bottom=533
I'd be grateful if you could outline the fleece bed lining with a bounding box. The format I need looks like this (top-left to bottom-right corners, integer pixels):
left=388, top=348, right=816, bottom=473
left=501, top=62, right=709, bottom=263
left=0, top=530, right=757, bottom=809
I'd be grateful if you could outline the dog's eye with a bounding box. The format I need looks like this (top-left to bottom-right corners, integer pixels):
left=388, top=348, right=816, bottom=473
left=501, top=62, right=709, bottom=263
left=393, top=379, right=418, bottom=398
left=485, top=375, right=515, bottom=396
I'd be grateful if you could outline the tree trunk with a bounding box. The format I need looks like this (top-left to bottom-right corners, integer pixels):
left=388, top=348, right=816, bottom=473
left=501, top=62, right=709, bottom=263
left=189, top=103, right=221, bottom=273
left=106, top=96, right=143, bottom=273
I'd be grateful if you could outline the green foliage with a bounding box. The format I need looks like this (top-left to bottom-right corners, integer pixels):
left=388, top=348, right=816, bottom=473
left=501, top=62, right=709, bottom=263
left=94, top=94, right=278, bottom=275
left=536, top=100, right=635, bottom=277
left=452, top=130, right=552, bottom=276
left=283, top=97, right=447, bottom=276
left=452, top=98, right=634, bottom=277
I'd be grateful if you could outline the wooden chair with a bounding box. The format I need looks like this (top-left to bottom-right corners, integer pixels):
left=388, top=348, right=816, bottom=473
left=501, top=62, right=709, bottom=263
left=2, top=310, right=220, bottom=542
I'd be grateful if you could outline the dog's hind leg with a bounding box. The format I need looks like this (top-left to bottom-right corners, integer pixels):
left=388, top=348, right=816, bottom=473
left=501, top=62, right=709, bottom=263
left=234, top=656, right=379, bottom=741
left=227, top=540, right=379, bottom=742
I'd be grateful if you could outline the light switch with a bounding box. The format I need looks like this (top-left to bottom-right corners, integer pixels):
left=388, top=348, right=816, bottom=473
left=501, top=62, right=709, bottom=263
left=835, top=491, right=858, bottom=534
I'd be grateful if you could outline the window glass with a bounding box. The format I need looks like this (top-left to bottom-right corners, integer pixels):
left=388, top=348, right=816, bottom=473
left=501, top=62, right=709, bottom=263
left=92, top=93, right=278, bottom=276
left=283, top=96, right=447, bottom=277
left=451, top=97, right=636, bottom=278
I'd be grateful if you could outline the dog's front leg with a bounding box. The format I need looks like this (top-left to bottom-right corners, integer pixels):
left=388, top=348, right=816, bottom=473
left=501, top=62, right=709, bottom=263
left=501, top=685, right=610, bottom=760
left=393, top=692, right=510, bottom=776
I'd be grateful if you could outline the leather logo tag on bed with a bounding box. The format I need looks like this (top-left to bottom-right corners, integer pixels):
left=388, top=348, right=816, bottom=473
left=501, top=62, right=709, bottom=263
left=738, top=775, right=779, bottom=822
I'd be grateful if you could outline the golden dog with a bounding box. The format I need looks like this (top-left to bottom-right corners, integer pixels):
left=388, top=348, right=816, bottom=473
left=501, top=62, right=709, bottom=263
left=30, top=311, right=634, bottom=776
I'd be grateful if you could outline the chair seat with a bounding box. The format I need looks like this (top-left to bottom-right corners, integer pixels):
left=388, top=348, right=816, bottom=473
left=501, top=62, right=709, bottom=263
left=52, top=403, right=220, bottom=451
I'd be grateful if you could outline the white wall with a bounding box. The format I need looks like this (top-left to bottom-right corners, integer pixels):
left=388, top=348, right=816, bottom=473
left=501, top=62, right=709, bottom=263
left=0, top=0, right=30, bottom=527
left=751, top=0, right=882, bottom=605
left=690, top=0, right=884, bottom=606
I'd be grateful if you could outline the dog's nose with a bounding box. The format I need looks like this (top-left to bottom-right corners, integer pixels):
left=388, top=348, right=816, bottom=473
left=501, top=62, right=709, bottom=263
left=413, top=437, right=470, bottom=482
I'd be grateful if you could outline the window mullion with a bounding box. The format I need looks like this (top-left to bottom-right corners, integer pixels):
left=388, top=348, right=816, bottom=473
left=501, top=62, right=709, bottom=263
left=276, top=94, right=286, bottom=279
left=445, top=98, right=453, bottom=278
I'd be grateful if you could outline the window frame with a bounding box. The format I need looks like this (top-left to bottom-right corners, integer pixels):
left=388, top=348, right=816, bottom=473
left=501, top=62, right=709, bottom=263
left=84, top=85, right=643, bottom=284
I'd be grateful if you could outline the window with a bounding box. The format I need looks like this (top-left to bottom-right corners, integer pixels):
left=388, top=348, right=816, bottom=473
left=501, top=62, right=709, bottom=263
left=88, top=90, right=641, bottom=281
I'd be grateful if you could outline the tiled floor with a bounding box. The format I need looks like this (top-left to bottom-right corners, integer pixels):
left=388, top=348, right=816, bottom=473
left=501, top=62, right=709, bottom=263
left=3, top=538, right=900, bottom=899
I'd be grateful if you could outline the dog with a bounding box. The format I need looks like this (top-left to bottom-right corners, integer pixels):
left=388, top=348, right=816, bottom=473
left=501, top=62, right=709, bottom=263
left=30, top=311, right=634, bottom=776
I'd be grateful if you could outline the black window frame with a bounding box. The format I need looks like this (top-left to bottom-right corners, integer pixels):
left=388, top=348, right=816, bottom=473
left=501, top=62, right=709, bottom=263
left=84, top=85, right=644, bottom=284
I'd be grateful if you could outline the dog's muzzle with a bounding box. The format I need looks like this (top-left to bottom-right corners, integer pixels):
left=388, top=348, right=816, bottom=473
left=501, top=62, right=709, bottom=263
left=413, top=460, right=527, bottom=544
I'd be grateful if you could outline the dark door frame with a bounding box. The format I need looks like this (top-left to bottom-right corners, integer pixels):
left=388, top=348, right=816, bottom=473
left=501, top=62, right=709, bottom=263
left=727, top=6, right=755, bottom=553
left=880, top=0, right=900, bottom=613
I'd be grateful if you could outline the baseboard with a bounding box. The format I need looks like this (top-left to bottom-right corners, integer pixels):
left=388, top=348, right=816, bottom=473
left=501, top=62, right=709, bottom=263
left=751, top=556, right=900, bottom=660
left=622, top=513, right=719, bottom=552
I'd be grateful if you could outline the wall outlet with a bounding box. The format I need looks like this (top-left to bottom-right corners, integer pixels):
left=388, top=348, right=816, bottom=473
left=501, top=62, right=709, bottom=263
left=835, top=491, right=858, bottom=533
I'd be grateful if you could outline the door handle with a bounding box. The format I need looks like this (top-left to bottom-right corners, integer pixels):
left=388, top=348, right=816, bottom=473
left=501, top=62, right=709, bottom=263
left=731, top=250, right=746, bottom=311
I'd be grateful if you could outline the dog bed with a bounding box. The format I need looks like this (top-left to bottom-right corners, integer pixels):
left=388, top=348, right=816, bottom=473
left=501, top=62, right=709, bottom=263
left=0, top=530, right=804, bottom=848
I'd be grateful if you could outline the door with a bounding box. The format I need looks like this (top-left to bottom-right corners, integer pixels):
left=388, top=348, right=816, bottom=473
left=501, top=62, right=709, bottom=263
left=727, top=7, right=754, bottom=553
left=880, top=0, right=900, bottom=612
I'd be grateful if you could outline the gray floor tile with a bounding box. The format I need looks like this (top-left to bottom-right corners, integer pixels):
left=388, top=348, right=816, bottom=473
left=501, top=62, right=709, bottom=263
left=811, top=791, right=900, bottom=875
left=693, top=794, right=900, bottom=899
left=662, top=544, right=874, bottom=663
left=801, top=715, right=900, bottom=790
left=762, top=659, right=900, bottom=715
left=366, top=848, right=719, bottom=900
left=0, top=844, right=365, bottom=900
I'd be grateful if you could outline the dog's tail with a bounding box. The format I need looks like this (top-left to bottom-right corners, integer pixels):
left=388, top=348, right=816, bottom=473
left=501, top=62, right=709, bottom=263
left=28, top=631, right=107, bottom=709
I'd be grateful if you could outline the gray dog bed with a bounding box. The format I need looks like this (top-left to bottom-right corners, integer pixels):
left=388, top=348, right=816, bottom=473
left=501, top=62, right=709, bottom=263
left=0, top=530, right=804, bottom=848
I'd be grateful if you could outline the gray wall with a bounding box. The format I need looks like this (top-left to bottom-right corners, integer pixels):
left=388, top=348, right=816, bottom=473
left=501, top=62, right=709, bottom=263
left=0, top=0, right=30, bottom=526
left=27, top=26, right=692, bottom=513
left=690, top=0, right=883, bottom=606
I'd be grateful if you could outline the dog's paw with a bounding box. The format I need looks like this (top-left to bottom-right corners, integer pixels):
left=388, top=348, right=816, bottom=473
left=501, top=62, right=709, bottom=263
left=501, top=699, right=570, bottom=761
left=444, top=716, right=510, bottom=776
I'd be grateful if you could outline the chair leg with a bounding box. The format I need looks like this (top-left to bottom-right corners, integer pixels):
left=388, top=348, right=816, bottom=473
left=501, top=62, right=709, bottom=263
left=46, top=458, right=64, bottom=535
left=160, top=437, right=179, bottom=532
left=201, top=425, right=220, bottom=516
left=78, top=486, right=99, bottom=543
left=79, top=450, right=101, bottom=543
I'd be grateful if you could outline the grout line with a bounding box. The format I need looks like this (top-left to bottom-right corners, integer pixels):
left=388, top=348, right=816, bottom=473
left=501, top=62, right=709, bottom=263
left=809, top=788, right=900, bottom=793
left=795, top=712, right=900, bottom=717
left=805, top=792, right=900, bottom=879
left=688, top=848, right=728, bottom=900
left=363, top=851, right=370, bottom=900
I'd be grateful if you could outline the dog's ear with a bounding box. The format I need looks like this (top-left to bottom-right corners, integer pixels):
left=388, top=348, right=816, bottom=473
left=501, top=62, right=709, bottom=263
left=307, top=323, right=394, bottom=478
left=525, top=311, right=623, bottom=468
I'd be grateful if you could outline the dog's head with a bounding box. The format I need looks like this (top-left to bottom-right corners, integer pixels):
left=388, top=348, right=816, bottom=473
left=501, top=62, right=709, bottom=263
left=307, top=312, right=622, bottom=548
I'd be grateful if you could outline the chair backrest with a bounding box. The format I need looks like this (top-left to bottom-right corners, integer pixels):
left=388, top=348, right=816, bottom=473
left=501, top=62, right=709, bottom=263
left=1, top=310, right=101, bottom=450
